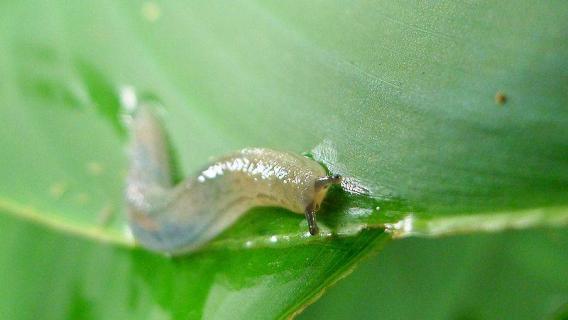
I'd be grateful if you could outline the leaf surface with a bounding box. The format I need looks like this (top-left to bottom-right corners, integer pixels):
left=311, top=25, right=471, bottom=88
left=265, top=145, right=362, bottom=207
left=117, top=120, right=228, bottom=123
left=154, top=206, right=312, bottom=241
left=0, top=1, right=567, bottom=319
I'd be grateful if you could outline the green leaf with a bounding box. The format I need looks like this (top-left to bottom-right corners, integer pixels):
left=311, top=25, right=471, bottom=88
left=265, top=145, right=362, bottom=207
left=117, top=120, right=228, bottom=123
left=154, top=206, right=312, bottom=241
left=300, top=228, right=568, bottom=320
left=0, top=211, right=388, bottom=319
left=0, top=1, right=567, bottom=319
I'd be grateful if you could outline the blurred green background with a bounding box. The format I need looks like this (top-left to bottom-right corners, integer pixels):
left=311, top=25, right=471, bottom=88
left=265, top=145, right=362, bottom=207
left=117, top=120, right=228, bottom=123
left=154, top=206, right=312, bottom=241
left=0, top=1, right=567, bottom=319
left=301, top=228, right=568, bottom=320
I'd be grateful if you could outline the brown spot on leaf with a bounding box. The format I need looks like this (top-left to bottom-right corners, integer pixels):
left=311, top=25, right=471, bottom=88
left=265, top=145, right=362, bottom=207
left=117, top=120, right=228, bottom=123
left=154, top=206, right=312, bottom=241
left=495, top=91, right=507, bottom=105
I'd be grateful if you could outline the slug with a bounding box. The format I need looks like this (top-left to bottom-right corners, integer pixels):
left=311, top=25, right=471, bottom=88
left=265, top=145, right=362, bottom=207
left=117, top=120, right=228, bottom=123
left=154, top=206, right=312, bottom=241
left=125, top=107, right=342, bottom=255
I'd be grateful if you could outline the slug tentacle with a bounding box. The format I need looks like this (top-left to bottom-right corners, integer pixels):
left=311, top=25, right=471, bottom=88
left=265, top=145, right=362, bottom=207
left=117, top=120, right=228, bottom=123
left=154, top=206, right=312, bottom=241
left=126, top=106, right=340, bottom=255
left=304, top=202, right=319, bottom=235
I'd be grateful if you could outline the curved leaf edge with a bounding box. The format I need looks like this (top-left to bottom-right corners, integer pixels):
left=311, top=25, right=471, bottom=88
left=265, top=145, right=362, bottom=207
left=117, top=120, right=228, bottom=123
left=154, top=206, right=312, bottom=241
left=2, top=195, right=567, bottom=252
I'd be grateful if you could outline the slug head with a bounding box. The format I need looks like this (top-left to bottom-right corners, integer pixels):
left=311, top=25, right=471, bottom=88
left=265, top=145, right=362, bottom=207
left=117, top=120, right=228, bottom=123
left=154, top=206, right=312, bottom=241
left=312, top=174, right=342, bottom=212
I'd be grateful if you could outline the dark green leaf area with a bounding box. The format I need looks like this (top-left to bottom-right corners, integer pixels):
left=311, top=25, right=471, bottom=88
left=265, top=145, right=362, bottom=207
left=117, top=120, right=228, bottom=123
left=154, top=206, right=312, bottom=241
left=0, top=212, right=388, bottom=320
left=301, top=228, right=568, bottom=320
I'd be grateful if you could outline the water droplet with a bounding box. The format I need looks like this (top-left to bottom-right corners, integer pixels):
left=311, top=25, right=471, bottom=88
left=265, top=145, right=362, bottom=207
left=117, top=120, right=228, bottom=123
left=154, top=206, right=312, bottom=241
left=86, top=161, right=104, bottom=176
left=346, top=207, right=373, bottom=217
left=75, top=193, right=90, bottom=204
left=141, top=2, right=161, bottom=22
left=123, top=225, right=134, bottom=241
left=96, top=203, right=114, bottom=226
left=49, top=182, right=68, bottom=199
left=384, top=214, right=415, bottom=237
left=120, top=85, right=138, bottom=112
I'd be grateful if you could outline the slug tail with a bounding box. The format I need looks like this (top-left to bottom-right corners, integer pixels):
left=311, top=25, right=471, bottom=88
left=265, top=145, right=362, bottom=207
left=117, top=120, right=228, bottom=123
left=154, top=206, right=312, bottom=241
left=126, top=106, right=173, bottom=211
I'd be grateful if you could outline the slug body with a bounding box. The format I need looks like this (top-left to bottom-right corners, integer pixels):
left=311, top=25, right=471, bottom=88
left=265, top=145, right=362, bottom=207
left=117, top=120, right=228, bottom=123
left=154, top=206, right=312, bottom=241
left=126, top=108, right=341, bottom=255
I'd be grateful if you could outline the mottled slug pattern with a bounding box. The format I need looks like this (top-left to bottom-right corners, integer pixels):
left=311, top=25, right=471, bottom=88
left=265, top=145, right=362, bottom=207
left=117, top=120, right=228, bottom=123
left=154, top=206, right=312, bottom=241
left=126, top=107, right=341, bottom=255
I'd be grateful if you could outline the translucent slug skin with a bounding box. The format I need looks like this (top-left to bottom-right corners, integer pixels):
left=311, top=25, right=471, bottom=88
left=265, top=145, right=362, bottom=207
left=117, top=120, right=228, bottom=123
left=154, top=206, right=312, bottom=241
left=126, top=108, right=331, bottom=255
